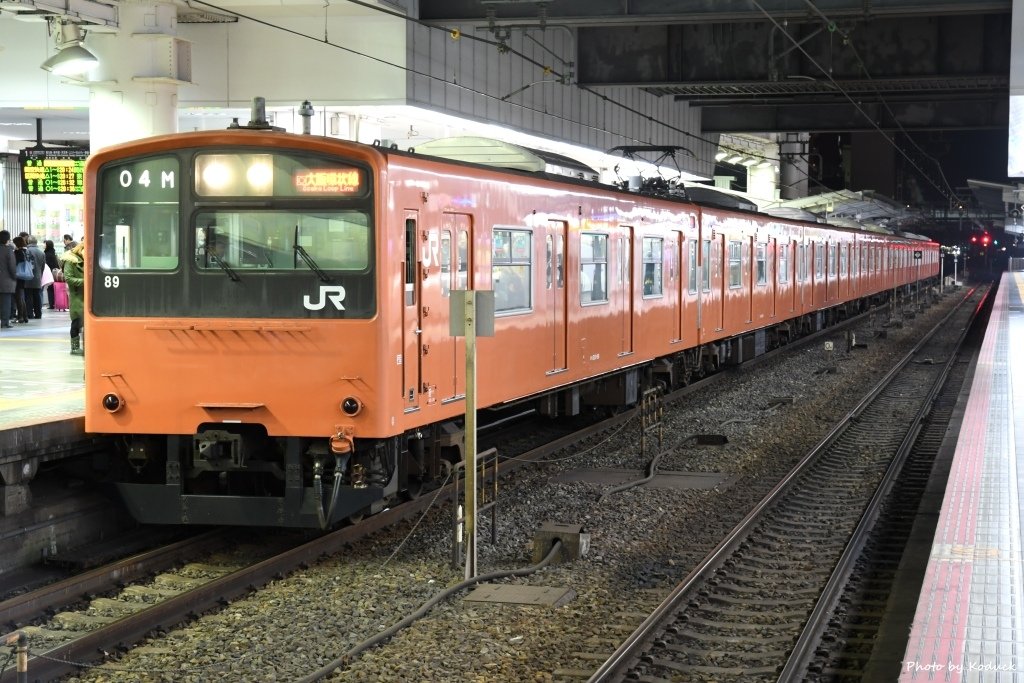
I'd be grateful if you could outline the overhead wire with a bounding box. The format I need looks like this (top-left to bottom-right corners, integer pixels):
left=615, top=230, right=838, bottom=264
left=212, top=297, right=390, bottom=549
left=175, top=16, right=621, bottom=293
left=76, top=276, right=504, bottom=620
left=798, top=0, right=960, bottom=203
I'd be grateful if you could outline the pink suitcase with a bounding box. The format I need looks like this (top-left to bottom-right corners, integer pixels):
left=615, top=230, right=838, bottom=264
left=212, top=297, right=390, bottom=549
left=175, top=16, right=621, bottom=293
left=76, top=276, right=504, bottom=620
left=53, top=281, right=69, bottom=311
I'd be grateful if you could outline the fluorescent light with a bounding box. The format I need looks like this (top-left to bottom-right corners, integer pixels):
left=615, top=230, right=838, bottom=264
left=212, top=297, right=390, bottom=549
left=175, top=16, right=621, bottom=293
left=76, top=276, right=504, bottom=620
left=725, top=155, right=743, bottom=164
left=741, top=157, right=759, bottom=166
left=714, top=151, right=727, bottom=161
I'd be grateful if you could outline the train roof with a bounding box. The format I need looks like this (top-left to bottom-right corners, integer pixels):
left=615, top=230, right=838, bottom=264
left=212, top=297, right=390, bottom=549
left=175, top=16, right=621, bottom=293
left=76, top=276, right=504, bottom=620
left=374, top=135, right=930, bottom=242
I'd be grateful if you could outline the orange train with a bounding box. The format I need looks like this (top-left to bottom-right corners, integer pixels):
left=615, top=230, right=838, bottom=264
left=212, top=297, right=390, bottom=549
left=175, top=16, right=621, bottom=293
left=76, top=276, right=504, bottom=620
left=83, top=117, right=939, bottom=527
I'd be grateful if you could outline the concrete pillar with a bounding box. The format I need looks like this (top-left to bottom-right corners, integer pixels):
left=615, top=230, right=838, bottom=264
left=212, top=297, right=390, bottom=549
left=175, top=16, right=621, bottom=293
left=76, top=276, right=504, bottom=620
left=86, top=2, right=187, bottom=152
left=779, top=133, right=809, bottom=199
left=0, top=458, right=38, bottom=516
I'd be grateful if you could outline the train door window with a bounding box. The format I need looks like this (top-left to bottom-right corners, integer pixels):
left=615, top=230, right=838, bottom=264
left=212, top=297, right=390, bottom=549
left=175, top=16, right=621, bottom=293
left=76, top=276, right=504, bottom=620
left=779, top=241, right=790, bottom=284
left=728, top=240, right=742, bottom=288
left=556, top=235, right=564, bottom=289
left=756, top=242, right=768, bottom=285
left=545, top=233, right=564, bottom=290
left=440, top=231, right=452, bottom=298
left=701, top=239, right=711, bottom=291
left=546, top=236, right=553, bottom=289
left=642, top=237, right=663, bottom=297
left=828, top=243, right=837, bottom=276
left=405, top=218, right=416, bottom=306
left=98, top=155, right=180, bottom=271
left=814, top=242, right=824, bottom=279
left=455, top=231, right=469, bottom=291
left=688, top=240, right=698, bottom=294
left=840, top=244, right=848, bottom=277
left=492, top=227, right=532, bottom=313
left=797, top=244, right=806, bottom=281
left=581, top=233, right=608, bottom=304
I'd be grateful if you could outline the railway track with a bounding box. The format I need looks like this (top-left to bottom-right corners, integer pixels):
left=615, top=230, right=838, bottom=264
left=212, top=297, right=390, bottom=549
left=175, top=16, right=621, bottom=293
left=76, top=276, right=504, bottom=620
left=588, top=284, right=987, bottom=682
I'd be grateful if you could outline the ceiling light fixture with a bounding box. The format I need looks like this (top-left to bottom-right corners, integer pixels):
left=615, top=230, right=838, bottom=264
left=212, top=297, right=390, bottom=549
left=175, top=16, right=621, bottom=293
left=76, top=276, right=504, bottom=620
left=725, top=154, right=743, bottom=164
left=40, top=19, right=98, bottom=76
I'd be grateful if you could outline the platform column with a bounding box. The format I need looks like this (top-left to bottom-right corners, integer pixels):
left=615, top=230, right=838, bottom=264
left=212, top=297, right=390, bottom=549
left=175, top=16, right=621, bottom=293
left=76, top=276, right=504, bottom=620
left=0, top=458, right=38, bottom=516
left=86, top=2, right=189, bottom=152
left=779, top=133, right=809, bottom=200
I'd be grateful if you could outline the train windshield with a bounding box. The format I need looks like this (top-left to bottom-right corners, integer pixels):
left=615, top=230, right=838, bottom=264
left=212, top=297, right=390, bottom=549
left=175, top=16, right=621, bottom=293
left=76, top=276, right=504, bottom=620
left=93, top=149, right=376, bottom=319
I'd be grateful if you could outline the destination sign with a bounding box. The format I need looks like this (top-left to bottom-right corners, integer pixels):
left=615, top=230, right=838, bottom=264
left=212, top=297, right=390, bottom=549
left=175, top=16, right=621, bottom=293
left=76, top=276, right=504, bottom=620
left=20, top=148, right=88, bottom=195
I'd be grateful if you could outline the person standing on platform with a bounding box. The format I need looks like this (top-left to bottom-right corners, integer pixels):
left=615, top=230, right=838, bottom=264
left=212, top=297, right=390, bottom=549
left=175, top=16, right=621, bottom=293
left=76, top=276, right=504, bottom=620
left=63, top=234, right=77, bottom=252
left=24, top=236, right=46, bottom=320
left=43, top=240, right=59, bottom=309
left=61, top=239, right=86, bottom=355
left=11, top=235, right=29, bottom=324
left=0, top=231, right=15, bottom=329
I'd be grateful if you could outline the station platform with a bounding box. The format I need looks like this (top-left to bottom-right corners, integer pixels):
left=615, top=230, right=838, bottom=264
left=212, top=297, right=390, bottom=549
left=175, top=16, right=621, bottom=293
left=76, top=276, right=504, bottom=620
left=900, top=271, right=1024, bottom=681
left=0, top=308, right=83, bottom=428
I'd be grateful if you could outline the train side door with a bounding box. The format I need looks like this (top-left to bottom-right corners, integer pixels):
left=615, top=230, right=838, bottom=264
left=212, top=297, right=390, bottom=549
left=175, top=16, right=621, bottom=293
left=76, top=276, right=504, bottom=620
left=546, top=221, right=567, bottom=373
left=402, top=213, right=422, bottom=412
left=618, top=226, right=635, bottom=355
left=670, top=230, right=683, bottom=342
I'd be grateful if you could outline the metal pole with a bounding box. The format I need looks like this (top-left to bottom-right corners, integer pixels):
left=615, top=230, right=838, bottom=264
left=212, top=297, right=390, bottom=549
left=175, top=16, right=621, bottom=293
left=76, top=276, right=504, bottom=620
left=463, top=291, right=478, bottom=580
left=940, top=250, right=944, bottom=293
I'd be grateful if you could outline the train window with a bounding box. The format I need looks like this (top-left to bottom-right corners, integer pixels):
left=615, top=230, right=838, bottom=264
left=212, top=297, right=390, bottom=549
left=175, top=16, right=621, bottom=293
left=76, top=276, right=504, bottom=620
left=492, top=228, right=531, bottom=313
left=728, top=241, right=742, bottom=288
left=98, top=155, right=180, bottom=270
left=756, top=243, right=767, bottom=285
left=828, top=243, right=837, bottom=276
left=779, top=242, right=790, bottom=284
left=701, top=239, right=711, bottom=292
left=441, top=231, right=451, bottom=298
left=840, top=244, right=848, bottom=276
left=581, top=233, right=608, bottom=304
left=797, top=244, right=806, bottom=282
left=688, top=240, right=697, bottom=294
left=642, top=237, right=663, bottom=297
left=814, top=243, right=823, bottom=279
left=194, top=209, right=370, bottom=273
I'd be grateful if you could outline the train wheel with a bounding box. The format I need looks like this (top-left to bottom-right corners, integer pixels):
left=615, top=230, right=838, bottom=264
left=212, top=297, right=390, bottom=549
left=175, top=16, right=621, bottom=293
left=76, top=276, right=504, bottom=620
left=403, top=476, right=425, bottom=500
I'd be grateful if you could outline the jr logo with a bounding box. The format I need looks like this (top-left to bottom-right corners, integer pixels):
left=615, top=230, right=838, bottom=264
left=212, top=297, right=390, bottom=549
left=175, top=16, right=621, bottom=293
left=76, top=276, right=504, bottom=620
left=304, top=285, right=347, bottom=311
left=420, top=230, right=440, bottom=269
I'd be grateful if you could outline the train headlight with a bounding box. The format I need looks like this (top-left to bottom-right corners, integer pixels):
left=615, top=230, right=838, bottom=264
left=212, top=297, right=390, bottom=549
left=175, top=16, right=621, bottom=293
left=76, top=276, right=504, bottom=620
left=341, top=397, right=362, bottom=416
left=102, top=392, right=124, bottom=413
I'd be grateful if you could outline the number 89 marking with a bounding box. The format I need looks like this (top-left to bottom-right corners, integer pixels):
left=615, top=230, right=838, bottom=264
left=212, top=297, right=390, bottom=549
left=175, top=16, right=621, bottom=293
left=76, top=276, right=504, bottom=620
left=104, top=275, right=120, bottom=288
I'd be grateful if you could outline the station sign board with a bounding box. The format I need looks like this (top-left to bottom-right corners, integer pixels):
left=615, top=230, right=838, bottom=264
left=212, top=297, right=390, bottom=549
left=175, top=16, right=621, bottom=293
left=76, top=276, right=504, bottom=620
left=19, top=147, right=88, bottom=195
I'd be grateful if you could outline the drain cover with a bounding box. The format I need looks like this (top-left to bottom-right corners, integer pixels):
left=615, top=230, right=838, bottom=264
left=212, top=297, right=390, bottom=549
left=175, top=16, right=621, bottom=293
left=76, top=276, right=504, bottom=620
left=464, top=584, right=576, bottom=607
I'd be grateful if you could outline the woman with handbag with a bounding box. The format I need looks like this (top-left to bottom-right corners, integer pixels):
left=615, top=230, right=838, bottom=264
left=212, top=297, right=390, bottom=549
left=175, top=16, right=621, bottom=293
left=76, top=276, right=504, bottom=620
left=11, top=235, right=31, bottom=324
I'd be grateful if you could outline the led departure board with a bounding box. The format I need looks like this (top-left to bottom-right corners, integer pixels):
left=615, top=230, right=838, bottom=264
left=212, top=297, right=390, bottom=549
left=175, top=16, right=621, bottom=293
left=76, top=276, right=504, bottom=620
left=19, top=148, right=88, bottom=195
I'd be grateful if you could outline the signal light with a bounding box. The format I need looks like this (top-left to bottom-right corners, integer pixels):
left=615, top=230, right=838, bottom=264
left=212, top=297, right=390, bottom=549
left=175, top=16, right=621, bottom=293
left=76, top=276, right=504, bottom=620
left=970, top=236, right=978, bottom=243
left=982, top=235, right=990, bottom=246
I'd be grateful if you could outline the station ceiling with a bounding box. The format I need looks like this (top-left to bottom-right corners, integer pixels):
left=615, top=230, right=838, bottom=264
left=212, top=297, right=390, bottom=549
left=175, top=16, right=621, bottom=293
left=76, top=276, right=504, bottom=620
left=419, top=0, right=1012, bottom=134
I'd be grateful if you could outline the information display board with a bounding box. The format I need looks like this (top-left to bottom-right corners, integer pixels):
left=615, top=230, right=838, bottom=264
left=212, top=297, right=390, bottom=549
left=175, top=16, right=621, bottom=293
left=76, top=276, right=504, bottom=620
left=19, top=148, right=88, bottom=195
